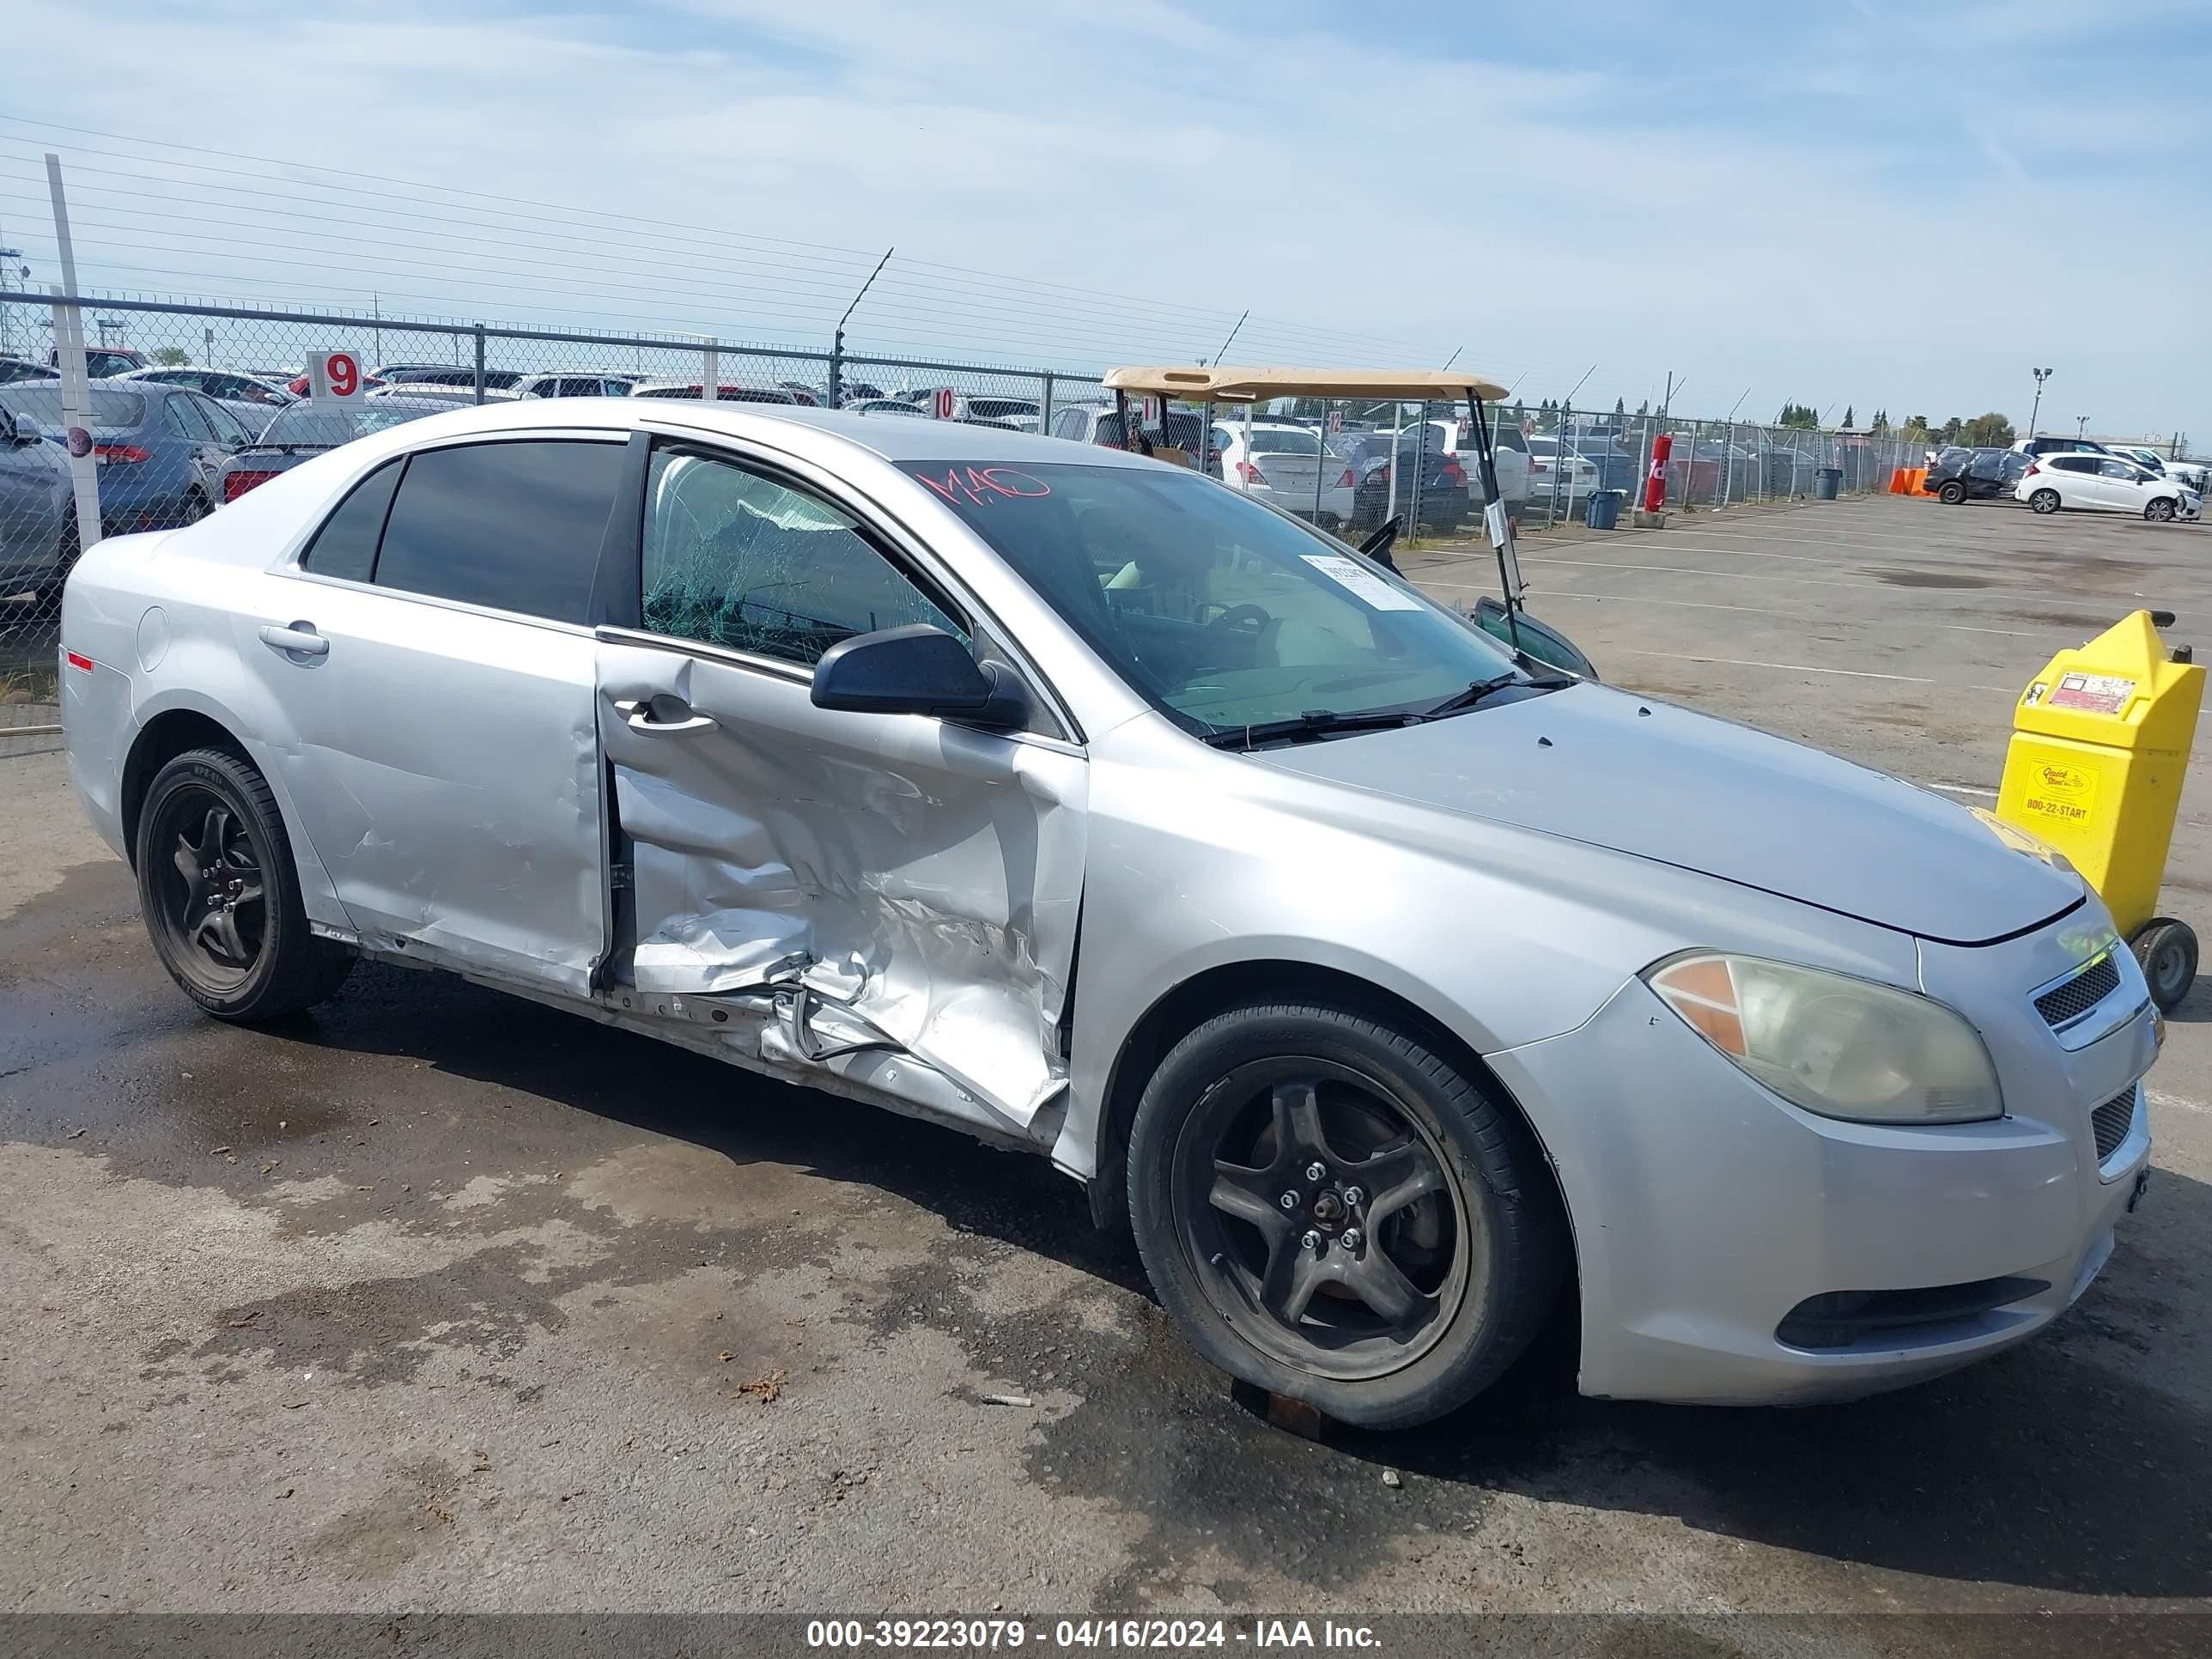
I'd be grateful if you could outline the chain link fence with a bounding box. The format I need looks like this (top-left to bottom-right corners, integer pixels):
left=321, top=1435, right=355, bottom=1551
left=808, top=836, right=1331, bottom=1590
left=2, top=289, right=1925, bottom=730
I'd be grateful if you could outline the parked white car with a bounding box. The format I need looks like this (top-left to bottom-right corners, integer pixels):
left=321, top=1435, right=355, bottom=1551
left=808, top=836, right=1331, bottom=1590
left=2016, top=453, right=2202, bottom=521
left=2110, top=445, right=2209, bottom=494
left=513, top=373, right=645, bottom=399
left=1525, top=435, right=1601, bottom=506
left=1395, top=416, right=1529, bottom=508
left=1218, top=421, right=1355, bottom=526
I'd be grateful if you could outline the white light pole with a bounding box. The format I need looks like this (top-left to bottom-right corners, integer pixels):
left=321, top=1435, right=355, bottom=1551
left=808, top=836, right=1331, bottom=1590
left=2028, top=367, right=2052, bottom=439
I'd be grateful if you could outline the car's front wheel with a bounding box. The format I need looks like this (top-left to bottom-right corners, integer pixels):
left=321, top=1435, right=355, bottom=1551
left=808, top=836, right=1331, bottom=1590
left=2030, top=488, right=2062, bottom=514
left=135, top=747, right=355, bottom=1021
left=1127, top=999, right=1565, bottom=1429
left=2146, top=497, right=2178, bottom=523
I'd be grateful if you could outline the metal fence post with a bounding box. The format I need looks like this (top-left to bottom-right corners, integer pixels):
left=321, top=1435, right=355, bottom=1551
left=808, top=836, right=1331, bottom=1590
left=43, top=154, right=101, bottom=555
left=702, top=337, right=718, bottom=403
left=1040, top=373, right=1054, bottom=435
left=472, top=324, right=486, bottom=404
left=1411, top=401, right=1429, bottom=541
left=828, top=329, right=843, bottom=410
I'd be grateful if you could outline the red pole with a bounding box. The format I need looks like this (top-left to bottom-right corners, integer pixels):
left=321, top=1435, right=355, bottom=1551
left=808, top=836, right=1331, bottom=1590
left=1644, top=432, right=1673, bottom=512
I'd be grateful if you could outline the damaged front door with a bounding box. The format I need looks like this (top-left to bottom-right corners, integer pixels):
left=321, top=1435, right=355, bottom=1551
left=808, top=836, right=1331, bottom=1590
left=595, top=441, right=1085, bottom=1141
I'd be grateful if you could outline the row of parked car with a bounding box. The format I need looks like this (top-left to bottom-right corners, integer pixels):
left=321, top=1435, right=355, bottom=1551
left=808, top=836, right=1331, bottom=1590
left=1923, top=436, right=2206, bottom=521
left=0, top=351, right=1085, bottom=602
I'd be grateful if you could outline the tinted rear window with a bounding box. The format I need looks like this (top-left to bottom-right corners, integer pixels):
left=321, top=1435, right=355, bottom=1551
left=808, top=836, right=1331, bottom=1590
left=301, top=459, right=404, bottom=584
left=0, top=386, right=146, bottom=427
left=1247, top=428, right=1322, bottom=456
left=372, top=440, right=626, bottom=623
left=966, top=398, right=1038, bottom=421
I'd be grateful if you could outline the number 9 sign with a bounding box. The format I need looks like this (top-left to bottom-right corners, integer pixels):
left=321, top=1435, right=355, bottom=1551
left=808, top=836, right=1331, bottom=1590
left=309, top=349, right=363, bottom=405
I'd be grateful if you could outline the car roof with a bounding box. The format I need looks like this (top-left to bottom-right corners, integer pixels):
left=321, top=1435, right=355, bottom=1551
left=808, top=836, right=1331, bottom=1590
left=332, top=394, right=1163, bottom=471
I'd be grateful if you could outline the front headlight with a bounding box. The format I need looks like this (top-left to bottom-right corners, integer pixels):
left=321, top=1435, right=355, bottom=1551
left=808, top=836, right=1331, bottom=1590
left=1645, top=953, right=2002, bottom=1125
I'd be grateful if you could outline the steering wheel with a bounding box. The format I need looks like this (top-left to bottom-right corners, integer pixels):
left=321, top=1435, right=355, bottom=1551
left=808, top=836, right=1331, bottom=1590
left=1199, top=603, right=1273, bottom=647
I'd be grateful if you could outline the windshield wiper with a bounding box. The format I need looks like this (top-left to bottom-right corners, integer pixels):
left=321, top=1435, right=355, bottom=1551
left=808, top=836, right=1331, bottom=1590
left=1417, top=671, right=1578, bottom=720
left=1200, top=708, right=1417, bottom=751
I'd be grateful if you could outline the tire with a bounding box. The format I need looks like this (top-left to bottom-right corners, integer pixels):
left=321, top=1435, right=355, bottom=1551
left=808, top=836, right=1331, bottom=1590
left=1938, top=480, right=1967, bottom=505
left=2146, top=498, right=2177, bottom=523
left=2131, top=917, right=2197, bottom=1012
left=177, top=489, right=210, bottom=527
left=1127, top=999, right=1565, bottom=1430
left=2030, top=489, right=2062, bottom=514
left=134, top=746, right=355, bottom=1021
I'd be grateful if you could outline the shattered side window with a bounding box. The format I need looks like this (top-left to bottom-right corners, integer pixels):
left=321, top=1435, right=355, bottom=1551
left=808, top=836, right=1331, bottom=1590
left=641, top=447, right=966, bottom=667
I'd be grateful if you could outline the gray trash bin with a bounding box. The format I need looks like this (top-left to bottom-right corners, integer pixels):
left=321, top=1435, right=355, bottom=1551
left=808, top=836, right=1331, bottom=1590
left=1816, top=466, right=1843, bottom=501
left=1585, top=488, right=1623, bottom=531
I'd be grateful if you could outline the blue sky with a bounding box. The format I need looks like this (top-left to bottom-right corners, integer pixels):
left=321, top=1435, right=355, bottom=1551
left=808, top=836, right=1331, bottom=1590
left=1, top=0, right=2206, bottom=441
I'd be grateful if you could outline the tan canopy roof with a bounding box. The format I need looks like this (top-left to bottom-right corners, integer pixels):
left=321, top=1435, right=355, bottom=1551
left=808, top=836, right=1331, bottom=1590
left=1103, top=364, right=1510, bottom=403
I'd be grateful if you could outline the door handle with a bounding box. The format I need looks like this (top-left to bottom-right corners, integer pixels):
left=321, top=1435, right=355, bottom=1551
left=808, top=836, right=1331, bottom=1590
left=614, top=696, right=717, bottom=737
left=258, top=622, right=328, bottom=659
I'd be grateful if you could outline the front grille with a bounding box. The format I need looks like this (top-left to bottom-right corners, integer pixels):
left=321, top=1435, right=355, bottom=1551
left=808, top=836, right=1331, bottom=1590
left=2092, top=1086, right=2137, bottom=1163
left=2036, top=954, right=2121, bottom=1028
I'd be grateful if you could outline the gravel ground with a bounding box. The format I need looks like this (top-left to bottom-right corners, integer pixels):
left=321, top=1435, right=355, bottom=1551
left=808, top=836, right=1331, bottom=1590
left=3, top=495, right=2209, bottom=1644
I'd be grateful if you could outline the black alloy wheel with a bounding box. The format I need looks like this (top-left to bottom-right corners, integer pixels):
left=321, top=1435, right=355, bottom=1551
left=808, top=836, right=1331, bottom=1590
left=145, top=784, right=266, bottom=995
left=1173, top=1059, right=1469, bottom=1380
left=1128, top=1000, right=1564, bottom=1428
left=134, top=748, right=355, bottom=1020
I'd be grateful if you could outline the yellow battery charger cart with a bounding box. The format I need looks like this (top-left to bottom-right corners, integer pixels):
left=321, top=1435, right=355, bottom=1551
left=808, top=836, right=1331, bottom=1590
left=1997, top=609, right=2204, bottom=1010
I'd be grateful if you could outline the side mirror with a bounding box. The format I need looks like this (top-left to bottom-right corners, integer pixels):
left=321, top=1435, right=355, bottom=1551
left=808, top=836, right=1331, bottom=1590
left=810, top=624, right=1030, bottom=730
left=1470, top=597, right=1600, bottom=680
left=11, top=412, right=39, bottom=446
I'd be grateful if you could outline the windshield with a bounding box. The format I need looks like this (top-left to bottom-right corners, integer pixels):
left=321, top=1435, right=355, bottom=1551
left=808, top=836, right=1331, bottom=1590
left=908, top=460, right=1520, bottom=732
left=0, top=386, right=146, bottom=427
left=252, top=403, right=444, bottom=447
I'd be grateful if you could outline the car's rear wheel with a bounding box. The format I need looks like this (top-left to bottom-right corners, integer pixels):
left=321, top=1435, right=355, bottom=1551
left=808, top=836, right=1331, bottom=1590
left=2146, top=498, right=2177, bottom=522
left=135, top=747, right=354, bottom=1021
left=2030, top=489, right=2062, bottom=514
left=1127, top=999, right=1564, bottom=1429
left=177, top=489, right=210, bottom=527
left=1938, top=480, right=1967, bottom=505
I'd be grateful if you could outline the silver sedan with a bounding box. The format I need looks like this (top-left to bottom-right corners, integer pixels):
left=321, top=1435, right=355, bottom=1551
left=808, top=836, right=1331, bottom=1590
left=58, top=400, right=2158, bottom=1428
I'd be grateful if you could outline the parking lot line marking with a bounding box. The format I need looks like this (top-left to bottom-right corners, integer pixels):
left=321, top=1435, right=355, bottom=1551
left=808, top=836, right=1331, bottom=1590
left=2148, top=1088, right=2207, bottom=1116
left=1519, top=555, right=2099, bottom=610
left=1607, top=647, right=2014, bottom=692
left=1519, top=555, right=1965, bottom=595
left=1654, top=523, right=2005, bottom=553
left=1927, top=781, right=2000, bottom=798
left=1414, top=582, right=1798, bottom=619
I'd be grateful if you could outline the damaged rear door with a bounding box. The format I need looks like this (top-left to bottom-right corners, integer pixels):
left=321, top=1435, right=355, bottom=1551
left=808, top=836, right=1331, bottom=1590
left=595, top=439, right=1085, bottom=1141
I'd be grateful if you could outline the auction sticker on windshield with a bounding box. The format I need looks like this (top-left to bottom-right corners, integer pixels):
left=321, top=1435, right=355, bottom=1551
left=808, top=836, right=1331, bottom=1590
left=1302, top=554, right=1421, bottom=611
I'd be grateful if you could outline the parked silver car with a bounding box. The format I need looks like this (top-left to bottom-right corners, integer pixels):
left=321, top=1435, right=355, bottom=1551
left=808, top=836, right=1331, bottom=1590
left=58, top=401, right=2158, bottom=1428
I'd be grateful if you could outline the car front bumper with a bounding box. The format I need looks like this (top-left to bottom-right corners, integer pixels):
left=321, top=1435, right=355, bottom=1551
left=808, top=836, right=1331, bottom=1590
left=1487, top=933, right=2158, bottom=1406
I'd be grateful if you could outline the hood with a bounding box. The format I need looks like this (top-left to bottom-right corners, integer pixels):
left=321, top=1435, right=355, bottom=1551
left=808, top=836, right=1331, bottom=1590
left=1257, top=684, right=2083, bottom=946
